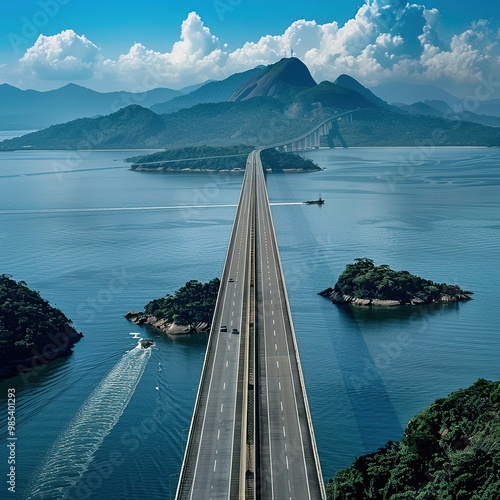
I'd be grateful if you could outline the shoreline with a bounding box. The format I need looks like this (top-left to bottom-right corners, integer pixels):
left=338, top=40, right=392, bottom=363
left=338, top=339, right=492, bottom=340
left=0, top=326, right=83, bottom=380
left=319, top=288, right=473, bottom=307
left=130, top=166, right=319, bottom=173
left=0, top=145, right=495, bottom=153
left=125, top=311, right=210, bottom=335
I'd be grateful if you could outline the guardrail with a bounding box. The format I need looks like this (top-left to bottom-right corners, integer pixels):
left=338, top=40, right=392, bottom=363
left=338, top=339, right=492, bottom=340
left=254, top=151, right=327, bottom=499
left=176, top=147, right=330, bottom=498
left=175, top=158, right=251, bottom=499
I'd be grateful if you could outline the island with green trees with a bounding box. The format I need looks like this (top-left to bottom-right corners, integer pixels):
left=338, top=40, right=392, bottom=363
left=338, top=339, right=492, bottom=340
left=127, top=145, right=321, bottom=172
left=320, top=258, right=473, bottom=306
left=125, top=278, right=220, bottom=334
left=326, top=378, right=500, bottom=499
left=0, top=275, right=82, bottom=379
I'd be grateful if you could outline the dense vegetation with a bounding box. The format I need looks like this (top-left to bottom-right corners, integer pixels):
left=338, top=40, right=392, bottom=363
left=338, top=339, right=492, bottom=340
left=3, top=100, right=498, bottom=152
left=0, top=98, right=319, bottom=150
left=144, top=279, right=220, bottom=330
left=297, top=80, right=376, bottom=111
left=0, top=275, right=81, bottom=373
left=338, top=109, right=500, bottom=147
left=3, top=56, right=500, bottom=151
left=127, top=145, right=320, bottom=172
left=327, top=378, right=500, bottom=499
left=127, top=145, right=253, bottom=171
left=331, top=258, right=471, bottom=304
left=150, top=67, right=262, bottom=114
left=260, top=148, right=321, bottom=171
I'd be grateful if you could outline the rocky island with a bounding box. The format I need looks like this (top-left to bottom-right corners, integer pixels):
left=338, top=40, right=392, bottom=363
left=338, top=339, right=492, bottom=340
left=326, top=378, right=500, bottom=499
left=127, top=145, right=321, bottom=172
left=126, top=278, right=220, bottom=335
left=0, top=275, right=83, bottom=379
left=320, top=258, right=472, bottom=306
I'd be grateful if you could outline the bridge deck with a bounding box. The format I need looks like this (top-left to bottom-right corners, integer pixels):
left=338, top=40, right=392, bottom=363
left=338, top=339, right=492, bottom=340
left=176, top=150, right=325, bottom=499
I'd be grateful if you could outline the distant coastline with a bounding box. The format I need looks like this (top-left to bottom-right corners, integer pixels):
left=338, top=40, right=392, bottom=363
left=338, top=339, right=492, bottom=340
left=127, top=145, right=321, bottom=173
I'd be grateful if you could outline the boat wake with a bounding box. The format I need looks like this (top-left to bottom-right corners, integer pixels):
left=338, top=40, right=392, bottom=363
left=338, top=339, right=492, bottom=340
left=25, top=342, right=151, bottom=499
left=0, top=204, right=237, bottom=215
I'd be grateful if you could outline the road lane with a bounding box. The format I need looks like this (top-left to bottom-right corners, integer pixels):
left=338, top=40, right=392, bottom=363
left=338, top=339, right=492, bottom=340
left=177, top=149, right=325, bottom=499
left=177, top=155, right=255, bottom=499
left=254, top=151, right=325, bottom=499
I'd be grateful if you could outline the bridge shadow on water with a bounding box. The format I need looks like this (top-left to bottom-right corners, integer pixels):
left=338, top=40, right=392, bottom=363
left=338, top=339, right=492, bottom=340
left=267, top=170, right=405, bottom=455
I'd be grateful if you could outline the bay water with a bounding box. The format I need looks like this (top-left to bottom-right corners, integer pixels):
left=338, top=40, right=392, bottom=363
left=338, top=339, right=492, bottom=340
left=0, top=147, right=498, bottom=498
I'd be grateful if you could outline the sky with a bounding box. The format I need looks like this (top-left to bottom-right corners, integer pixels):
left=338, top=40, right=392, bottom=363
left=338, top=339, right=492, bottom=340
left=1, top=0, right=500, bottom=96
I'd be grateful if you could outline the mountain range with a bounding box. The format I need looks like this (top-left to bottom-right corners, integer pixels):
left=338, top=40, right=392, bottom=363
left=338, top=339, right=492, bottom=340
left=150, top=67, right=263, bottom=114
left=1, top=58, right=499, bottom=150
left=0, top=83, right=183, bottom=130
left=373, top=81, right=500, bottom=118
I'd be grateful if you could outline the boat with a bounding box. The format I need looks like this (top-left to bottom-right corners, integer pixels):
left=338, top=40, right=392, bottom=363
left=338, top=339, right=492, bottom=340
left=304, top=194, right=325, bottom=205
left=139, top=339, right=154, bottom=349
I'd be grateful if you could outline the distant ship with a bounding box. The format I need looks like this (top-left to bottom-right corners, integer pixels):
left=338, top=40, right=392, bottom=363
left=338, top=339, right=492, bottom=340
left=304, top=194, right=325, bottom=205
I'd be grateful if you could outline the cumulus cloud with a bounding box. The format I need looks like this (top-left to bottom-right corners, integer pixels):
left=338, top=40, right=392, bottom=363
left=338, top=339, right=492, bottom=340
left=101, top=12, right=228, bottom=88
left=20, top=29, right=99, bottom=80
left=224, top=0, right=500, bottom=92
left=17, top=3, right=500, bottom=94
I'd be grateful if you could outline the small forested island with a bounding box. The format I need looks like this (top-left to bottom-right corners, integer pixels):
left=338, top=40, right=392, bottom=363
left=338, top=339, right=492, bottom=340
left=0, top=275, right=82, bottom=379
left=326, top=378, right=500, bottom=499
left=125, top=278, right=220, bottom=335
left=127, top=145, right=321, bottom=172
left=320, top=258, right=472, bottom=306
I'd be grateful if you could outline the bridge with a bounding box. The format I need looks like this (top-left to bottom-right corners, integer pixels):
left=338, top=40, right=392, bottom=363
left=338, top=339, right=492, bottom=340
left=176, top=149, right=330, bottom=499
left=278, top=111, right=356, bottom=152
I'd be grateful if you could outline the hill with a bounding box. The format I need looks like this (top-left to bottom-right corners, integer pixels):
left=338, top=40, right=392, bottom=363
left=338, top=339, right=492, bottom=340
left=397, top=100, right=500, bottom=127
left=3, top=59, right=500, bottom=150
left=0, top=97, right=323, bottom=150
left=0, top=275, right=82, bottom=379
left=127, top=145, right=321, bottom=172
left=0, top=83, right=182, bottom=130
left=294, top=81, right=376, bottom=111
left=334, top=74, right=390, bottom=109
left=151, top=68, right=262, bottom=114
left=326, top=378, right=500, bottom=499
left=126, top=279, right=220, bottom=335
left=371, top=81, right=462, bottom=106
left=372, top=81, right=500, bottom=117
left=3, top=98, right=500, bottom=151
left=230, top=57, right=316, bottom=103
left=320, top=258, right=472, bottom=306
left=335, top=108, right=500, bottom=147
left=0, top=105, right=168, bottom=150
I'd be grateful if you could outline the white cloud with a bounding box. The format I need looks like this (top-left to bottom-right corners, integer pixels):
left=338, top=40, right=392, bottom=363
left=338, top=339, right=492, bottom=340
left=101, top=12, right=228, bottom=89
left=20, top=29, right=99, bottom=80
left=16, top=4, right=500, bottom=95
left=225, top=1, right=500, bottom=92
